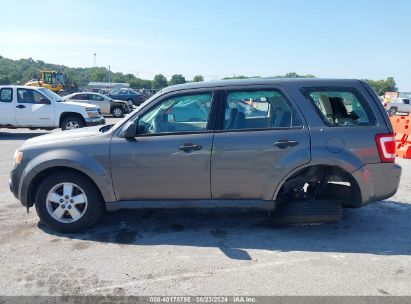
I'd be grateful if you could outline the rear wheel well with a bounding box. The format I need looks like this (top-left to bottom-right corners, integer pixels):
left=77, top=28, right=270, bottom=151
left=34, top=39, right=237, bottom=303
left=28, top=166, right=104, bottom=208
left=276, top=165, right=362, bottom=208
left=59, top=112, right=85, bottom=128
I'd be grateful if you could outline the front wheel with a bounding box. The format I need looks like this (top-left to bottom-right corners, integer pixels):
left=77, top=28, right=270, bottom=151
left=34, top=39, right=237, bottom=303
left=61, top=116, right=85, bottom=130
left=111, top=106, right=124, bottom=118
left=35, top=172, right=103, bottom=232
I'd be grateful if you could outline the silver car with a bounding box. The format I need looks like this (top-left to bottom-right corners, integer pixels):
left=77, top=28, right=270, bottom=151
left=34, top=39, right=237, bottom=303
left=385, top=98, right=411, bottom=115
left=63, top=92, right=133, bottom=117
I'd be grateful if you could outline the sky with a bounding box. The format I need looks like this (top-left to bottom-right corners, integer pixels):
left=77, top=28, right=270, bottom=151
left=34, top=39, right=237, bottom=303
left=0, top=0, right=410, bottom=90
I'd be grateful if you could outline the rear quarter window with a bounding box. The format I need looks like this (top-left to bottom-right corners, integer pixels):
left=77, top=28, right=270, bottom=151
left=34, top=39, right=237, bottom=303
left=301, top=86, right=377, bottom=127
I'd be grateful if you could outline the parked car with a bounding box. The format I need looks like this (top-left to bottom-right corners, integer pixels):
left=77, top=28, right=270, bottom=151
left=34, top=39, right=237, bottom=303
left=0, top=86, right=105, bottom=130
left=63, top=92, right=133, bottom=118
left=385, top=98, right=411, bottom=115
left=10, top=79, right=401, bottom=232
left=108, top=88, right=144, bottom=106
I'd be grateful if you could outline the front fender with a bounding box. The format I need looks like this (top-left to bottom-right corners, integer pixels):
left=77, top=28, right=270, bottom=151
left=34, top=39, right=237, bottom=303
left=20, top=149, right=116, bottom=206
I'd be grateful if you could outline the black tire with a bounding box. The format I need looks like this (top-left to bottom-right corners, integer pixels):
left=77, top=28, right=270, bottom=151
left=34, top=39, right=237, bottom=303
left=35, top=172, right=103, bottom=233
left=61, top=116, right=85, bottom=130
left=272, top=200, right=343, bottom=224
left=389, top=107, right=398, bottom=116
left=111, top=106, right=124, bottom=118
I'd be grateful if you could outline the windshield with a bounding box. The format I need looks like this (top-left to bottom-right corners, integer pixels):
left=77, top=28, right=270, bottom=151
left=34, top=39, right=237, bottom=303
left=39, top=88, right=64, bottom=102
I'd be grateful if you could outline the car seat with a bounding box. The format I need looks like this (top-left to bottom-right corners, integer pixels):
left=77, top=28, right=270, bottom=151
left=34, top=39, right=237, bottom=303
left=318, top=95, right=334, bottom=123
left=233, top=112, right=246, bottom=129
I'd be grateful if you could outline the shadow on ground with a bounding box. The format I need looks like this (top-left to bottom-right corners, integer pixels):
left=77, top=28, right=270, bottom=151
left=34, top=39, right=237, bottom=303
left=39, top=200, right=411, bottom=260
left=0, top=132, right=49, bottom=140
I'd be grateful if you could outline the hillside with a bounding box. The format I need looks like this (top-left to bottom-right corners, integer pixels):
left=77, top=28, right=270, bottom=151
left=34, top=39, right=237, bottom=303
left=0, top=55, right=397, bottom=95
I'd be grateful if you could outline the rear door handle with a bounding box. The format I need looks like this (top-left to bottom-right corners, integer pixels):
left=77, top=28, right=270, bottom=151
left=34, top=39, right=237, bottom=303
left=178, top=143, right=202, bottom=153
left=16, top=105, right=26, bottom=109
left=273, top=140, right=299, bottom=149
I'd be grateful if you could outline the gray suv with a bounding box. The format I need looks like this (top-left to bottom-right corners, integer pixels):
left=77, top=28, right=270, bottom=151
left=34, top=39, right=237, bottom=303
left=9, top=79, right=402, bottom=232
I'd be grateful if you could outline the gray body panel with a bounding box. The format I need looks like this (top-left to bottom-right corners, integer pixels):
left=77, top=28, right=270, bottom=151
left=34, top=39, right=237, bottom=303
left=110, top=133, right=213, bottom=200
left=9, top=78, right=401, bottom=210
left=211, top=129, right=310, bottom=200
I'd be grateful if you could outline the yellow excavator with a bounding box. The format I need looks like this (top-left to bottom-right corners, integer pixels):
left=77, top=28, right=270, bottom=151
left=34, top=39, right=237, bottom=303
left=25, top=70, right=65, bottom=93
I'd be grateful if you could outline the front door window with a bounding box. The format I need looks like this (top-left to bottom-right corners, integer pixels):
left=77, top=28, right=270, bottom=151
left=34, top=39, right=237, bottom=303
left=137, top=93, right=213, bottom=135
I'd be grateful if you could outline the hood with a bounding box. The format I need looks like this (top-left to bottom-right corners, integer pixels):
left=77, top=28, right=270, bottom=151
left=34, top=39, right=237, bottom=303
left=62, top=100, right=99, bottom=109
left=22, top=126, right=104, bottom=148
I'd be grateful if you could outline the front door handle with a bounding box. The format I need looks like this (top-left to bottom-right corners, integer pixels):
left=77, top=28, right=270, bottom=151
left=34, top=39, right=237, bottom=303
left=16, top=105, right=26, bottom=109
left=273, top=140, right=299, bottom=149
left=179, top=143, right=202, bottom=153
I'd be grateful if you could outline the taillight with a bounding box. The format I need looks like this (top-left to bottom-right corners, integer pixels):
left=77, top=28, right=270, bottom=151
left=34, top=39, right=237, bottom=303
left=375, top=134, right=396, bottom=162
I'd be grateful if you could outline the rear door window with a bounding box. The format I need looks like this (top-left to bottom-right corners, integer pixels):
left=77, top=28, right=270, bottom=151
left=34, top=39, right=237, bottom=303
left=223, top=90, right=302, bottom=130
left=89, top=94, right=104, bottom=101
left=301, top=87, right=377, bottom=127
left=72, top=94, right=87, bottom=100
left=0, top=88, right=13, bottom=102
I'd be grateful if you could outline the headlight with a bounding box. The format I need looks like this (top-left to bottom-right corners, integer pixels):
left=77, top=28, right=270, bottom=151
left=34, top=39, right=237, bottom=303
left=87, top=110, right=100, bottom=118
left=13, top=150, right=23, bottom=165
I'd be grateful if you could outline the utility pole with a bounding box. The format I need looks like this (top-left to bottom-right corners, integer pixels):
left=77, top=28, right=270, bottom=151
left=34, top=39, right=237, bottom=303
left=93, top=53, right=96, bottom=67
left=108, top=66, right=111, bottom=88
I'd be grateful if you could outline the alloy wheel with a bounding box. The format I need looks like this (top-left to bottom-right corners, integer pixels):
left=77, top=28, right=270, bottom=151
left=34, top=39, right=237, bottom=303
left=66, top=121, right=80, bottom=129
left=45, top=182, right=88, bottom=223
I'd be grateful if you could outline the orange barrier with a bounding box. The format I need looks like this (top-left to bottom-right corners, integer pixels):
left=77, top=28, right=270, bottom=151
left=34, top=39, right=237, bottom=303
left=390, top=115, right=411, bottom=159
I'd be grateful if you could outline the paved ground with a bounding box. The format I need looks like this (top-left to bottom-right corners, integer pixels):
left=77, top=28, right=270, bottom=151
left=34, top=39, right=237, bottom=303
left=0, top=119, right=410, bottom=296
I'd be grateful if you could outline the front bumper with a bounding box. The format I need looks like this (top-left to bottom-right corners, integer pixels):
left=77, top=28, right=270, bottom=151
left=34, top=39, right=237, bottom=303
left=352, top=162, right=402, bottom=205
left=9, top=165, right=23, bottom=202
left=85, top=116, right=106, bottom=127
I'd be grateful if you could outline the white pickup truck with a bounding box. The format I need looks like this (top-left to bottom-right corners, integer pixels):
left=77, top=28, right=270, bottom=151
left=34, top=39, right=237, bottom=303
left=0, top=86, right=105, bottom=130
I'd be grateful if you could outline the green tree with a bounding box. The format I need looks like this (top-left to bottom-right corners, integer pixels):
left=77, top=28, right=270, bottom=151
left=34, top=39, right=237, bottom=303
left=91, top=67, right=111, bottom=82
left=152, top=74, right=168, bottom=89
left=0, top=74, right=11, bottom=85
left=129, top=78, right=152, bottom=90
left=364, top=77, right=398, bottom=96
left=281, top=72, right=315, bottom=78
left=192, top=75, right=204, bottom=82
left=169, top=74, right=186, bottom=86
left=223, top=75, right=249, bottom=80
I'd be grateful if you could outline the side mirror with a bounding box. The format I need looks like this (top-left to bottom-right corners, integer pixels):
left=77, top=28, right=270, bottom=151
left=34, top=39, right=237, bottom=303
left=40, top=98, right=51, bottom=105
left=119, top=121, right=137, bottom=138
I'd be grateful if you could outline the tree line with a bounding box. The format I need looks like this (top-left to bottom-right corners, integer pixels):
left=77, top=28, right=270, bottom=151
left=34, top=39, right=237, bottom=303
left=0, top=55, right=398, bottom=95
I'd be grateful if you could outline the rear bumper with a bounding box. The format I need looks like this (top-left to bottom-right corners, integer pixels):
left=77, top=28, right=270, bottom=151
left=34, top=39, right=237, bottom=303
left=352, top=162, right=402, bottom=205
left=85, top=117, right=105, bottom=127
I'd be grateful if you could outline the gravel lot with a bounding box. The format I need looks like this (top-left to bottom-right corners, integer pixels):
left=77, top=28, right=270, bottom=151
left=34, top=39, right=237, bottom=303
left=0, top=118, right=410, bottom=296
